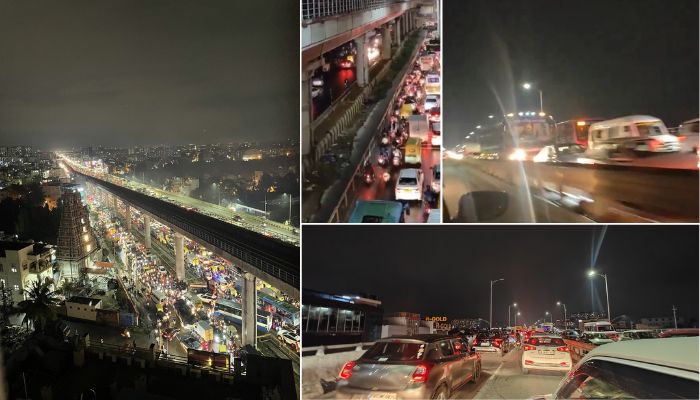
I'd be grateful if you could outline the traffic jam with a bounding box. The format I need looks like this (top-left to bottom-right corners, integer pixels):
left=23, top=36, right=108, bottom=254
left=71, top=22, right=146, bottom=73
left=84, top=189, right=300, bottom=363
left=331, top=321, right=698, bottom=399
left=350, top=29, right=442, bottom=223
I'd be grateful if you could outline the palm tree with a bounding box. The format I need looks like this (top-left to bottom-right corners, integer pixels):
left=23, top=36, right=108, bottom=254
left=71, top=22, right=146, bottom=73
left=14, top=277, right=60, bottom=332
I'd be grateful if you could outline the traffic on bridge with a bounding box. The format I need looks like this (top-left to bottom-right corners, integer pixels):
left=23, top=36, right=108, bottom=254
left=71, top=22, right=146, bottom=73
left=442, top=0, right=698, bottom=223
left=300, top=225, right=699, bottom=399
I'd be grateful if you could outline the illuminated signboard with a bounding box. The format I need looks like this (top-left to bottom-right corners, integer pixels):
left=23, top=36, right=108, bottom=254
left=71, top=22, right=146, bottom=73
left=424, top=316, right=448, bottom=322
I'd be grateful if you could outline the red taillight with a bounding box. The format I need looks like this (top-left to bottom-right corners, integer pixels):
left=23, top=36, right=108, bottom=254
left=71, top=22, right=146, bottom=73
left=560, top=361, right=570, bottom=367
left=410, top=364, right=431, bottom=383
left=472, top=338, right=477, bottom=346
left=493, top=339, right=501, bottom=347
left=524, top=359, right=534, bottom=365
left=556, top=346, right=569, bottom=352
left=523, top=344, right=536, bottom=351
left=339, top=361, right=355, bottom=380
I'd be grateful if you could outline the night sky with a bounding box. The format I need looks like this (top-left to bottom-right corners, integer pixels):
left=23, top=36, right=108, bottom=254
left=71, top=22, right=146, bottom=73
left=0, top=0, right=298, bottom=148
left=443, top=0, right=699, bottom=147
left=303, top=225, right=699, bottom=326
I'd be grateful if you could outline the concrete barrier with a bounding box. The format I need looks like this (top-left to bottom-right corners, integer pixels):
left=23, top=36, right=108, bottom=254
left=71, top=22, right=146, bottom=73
left=302, top=349, right=366, bottom=397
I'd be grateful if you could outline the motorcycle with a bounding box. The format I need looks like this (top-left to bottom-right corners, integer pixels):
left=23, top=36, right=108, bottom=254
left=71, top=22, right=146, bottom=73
left=392, top=155, right=401, bottom=167
left=382, top=171, right=391, bottom=183
left=377, top=153, right=387, bottom=167
left=363, top=171, right=375, bottom=185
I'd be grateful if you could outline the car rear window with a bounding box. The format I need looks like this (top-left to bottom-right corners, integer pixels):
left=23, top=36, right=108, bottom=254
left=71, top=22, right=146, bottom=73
left=398, top=177, right=417, bottom=185
left=361, top=341, right=424, bottom=362
left=528, top=337, right=565, bottom=346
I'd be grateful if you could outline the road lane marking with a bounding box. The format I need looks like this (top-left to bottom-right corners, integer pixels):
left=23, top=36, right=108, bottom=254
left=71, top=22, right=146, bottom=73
left=487, top=361, right=504, bottom=383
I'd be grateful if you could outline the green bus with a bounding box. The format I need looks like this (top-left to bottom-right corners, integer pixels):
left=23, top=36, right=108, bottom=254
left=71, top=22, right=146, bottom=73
left=348, top=200, right=404, bottom=223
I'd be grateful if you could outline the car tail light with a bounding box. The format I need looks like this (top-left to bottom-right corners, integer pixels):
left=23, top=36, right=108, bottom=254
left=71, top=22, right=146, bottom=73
left=339, top=361, right=356, bottom=380
left=556, top=346, right=569, bottom=352
left=493, top=339, right=501, bottom=347
left=524, top=359, right=534, bottom=365
left=410, top=364, right=431, bottom=383
left=560, top=361, right=570, bottom=367
left=522, top=344, right=536, bottom=351
left=472, top=338, right=477, bottom=346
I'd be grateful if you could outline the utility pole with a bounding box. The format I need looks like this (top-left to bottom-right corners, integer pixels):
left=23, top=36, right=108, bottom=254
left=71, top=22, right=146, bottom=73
left=672, top=305, right=678, bottom=329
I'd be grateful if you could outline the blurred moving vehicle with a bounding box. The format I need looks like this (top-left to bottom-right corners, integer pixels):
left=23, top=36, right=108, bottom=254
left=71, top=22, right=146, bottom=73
left=521, top=335, right=572, bottom=375
left=336, top=335, right=481, bottom=399
left=472, top=331, right=507, bottom=355
left=588, top=115, right=681, bottom=153
left=676, top=117, right=699, bottom=152
left=619, top=330, right=658, bottom=341
left=532, top=143, right=587, bottom=163
left=550, top=337, right=699, bottom=399
left=555, top=118, right=605, bottom=147
left=658, top=328, right=699, bottom=338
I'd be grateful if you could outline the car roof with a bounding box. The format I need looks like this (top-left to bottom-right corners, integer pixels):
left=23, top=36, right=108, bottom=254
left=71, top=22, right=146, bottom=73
left=398, top=168, right=420, bottom=177
left=590, top=115, right=663, bottom=129
left=381, top=334, right=458, bottom=343
left=582, top=337, right=699, bottom=373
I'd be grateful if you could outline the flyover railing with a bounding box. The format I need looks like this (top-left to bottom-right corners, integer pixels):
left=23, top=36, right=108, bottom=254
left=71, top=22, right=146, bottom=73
left=302, top=0, right=403, bottom=21
left=302, top=342, right=376, bottom=357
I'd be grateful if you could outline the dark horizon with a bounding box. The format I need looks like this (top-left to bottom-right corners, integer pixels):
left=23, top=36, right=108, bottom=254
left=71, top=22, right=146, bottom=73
left=443, top=0, right=699, bottom=147
left=303, top=225, right=699, bottom=326
left=0, top=0, right=298, bottom=148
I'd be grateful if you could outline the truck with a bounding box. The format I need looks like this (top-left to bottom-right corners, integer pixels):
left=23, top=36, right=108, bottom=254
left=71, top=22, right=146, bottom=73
left=419, top=55, right=434, bottom=72
left=407, top=114, right=430, bottom=143
left=194, top=320, right=214, bottom=342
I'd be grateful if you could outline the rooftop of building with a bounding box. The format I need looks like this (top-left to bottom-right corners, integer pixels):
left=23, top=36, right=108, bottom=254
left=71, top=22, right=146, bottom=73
left=67, top=296, right=102, bottom=305
left=0, top=240, right=33, bottom=257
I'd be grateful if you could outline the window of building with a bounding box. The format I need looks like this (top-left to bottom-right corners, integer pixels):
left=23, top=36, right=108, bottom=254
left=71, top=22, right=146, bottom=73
left=13, top=284, right=19, bottom=291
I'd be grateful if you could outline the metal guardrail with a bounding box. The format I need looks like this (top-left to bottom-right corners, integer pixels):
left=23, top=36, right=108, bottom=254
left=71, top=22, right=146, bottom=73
left=302, top=0, right=401, bottom=21
left=328, top=31, right=424, bottom=222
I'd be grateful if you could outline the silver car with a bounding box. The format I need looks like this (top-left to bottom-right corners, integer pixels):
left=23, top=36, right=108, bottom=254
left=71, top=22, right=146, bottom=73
left=336, top=334, right=481, bottom=399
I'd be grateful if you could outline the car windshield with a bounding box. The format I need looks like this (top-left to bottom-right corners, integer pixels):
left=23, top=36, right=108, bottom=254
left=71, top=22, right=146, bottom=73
left=527, top=337, right=565, bottom=346
left=594, top=325, right=615, bottom=332
left=635, top=122, right=664, bottom=136
left=398, top=177, right=417, bottom=185
left=361, top=341, right=424, bottom=362
left=557, top=144, right=584, bottom=154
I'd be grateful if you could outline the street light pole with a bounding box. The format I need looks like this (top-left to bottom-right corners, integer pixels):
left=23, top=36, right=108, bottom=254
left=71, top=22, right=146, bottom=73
left=515, top=312, right=520, bottom=326
left=288, top=194, right=292, bottom=224
left=588, top=270, right=611, bottom=322
left=508, top=302, right=517, bottom=327
left=522, top=82, right=544, bottom=113
left=557, top=301, right=567, bottom=329
left=672, top=305, right=678, bottom=329
left=490, top=278, right=504, bottom=329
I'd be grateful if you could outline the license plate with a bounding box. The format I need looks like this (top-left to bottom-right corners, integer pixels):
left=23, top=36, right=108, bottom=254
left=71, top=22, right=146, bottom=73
left=538, top=349, right=555, bottom=355
left=351, top=393, right=397, bottom=400
left=480, top=342, right=489, bottom=346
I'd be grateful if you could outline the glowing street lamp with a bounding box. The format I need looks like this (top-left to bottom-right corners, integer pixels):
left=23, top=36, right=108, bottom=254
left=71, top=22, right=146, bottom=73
left=557, top=301, right=567, bottom=329
left=490, top=278, right=504, bottom=329
left=521, top=82, right=544, bottom=113
left=588, top=270, right=611, bottom=322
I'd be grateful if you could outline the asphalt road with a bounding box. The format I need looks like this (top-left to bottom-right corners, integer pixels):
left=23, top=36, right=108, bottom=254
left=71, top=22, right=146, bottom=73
left=453, top=349, right=563, bottom=399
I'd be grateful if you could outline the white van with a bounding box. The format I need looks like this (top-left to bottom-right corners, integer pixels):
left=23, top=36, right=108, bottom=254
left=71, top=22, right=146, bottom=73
left=588, top=115, right=680, bottom=153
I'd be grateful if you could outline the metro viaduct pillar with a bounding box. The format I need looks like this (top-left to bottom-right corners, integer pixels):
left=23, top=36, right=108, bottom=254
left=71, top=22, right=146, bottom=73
left=242, top=272, right=257, bottom=348
left=174, top=232, right=184, bottom=281
left=382, top=24, right=392, bottom=60
left=354, top=34, right=369, bottom=87
left=125, top=204, right=132, bottom=231
left=144, top=214, right=151, bottom=249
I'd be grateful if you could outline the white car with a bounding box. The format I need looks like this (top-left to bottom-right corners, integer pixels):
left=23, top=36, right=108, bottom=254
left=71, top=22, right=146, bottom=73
left=424, top=95, right=439, bottom=111
left=521, top=335, right=572, bottom=375
left=551, top=337, right=698, bottom=399
left=394, top=168, right=424, bottom=201
left=158, top=265, right=167, bottom=274
left=277, top=330, right=300, bottom=346
left=198, top=293, right=216, bottom=304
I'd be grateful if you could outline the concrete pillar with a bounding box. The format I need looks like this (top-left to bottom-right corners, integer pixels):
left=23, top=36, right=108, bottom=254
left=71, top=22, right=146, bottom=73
left=112, top=195, right=117, bottom=211
left=174, top=233, right=184, bottom=281
left=382, top=25, right=392, bottom=60
left=144, top=215, right=151, bottom=249
left=241, top=273, right=257, bottom=347
left=125, top=204, right=131, bottom=231
left=301, top=70, right=311, bottom=158
left=354, top=35, right=368, bottom=87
